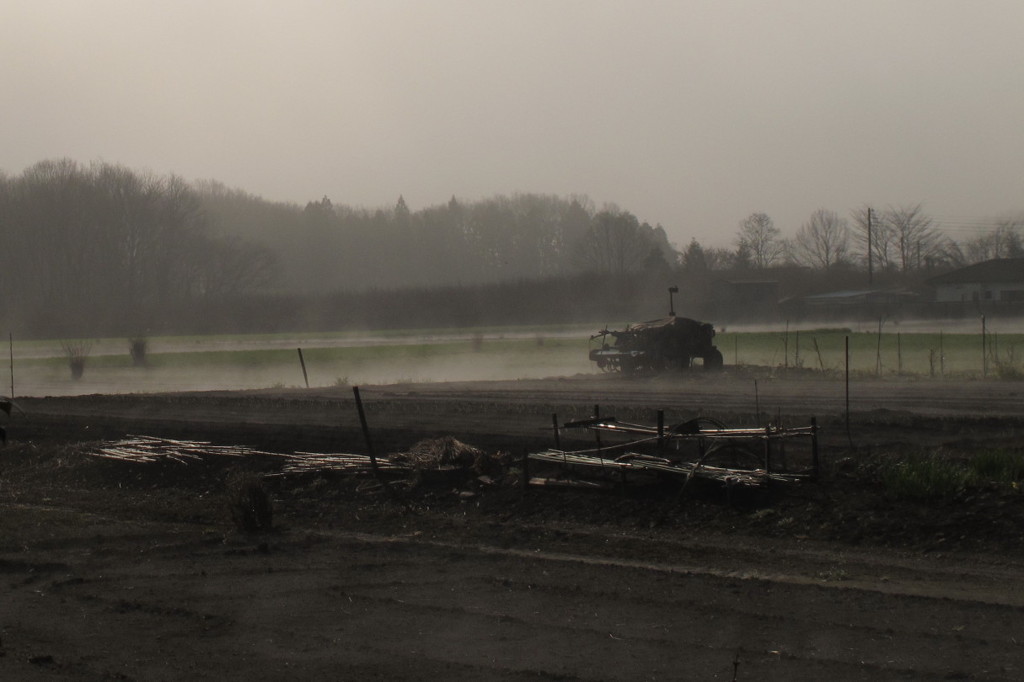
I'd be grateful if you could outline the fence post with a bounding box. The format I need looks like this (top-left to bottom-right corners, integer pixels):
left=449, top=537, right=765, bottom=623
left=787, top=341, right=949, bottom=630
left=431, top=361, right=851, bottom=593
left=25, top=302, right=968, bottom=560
left=657, top=410, right=665, bottom=456
left=982, top=315, right=988, bottom=378
left=845, top=336, right=851, bottom=443
left=811, top=416, right=820, bottom=480
left=297, top=348, right=310, bottom=388
left=897, top=333, right=902, bottom=376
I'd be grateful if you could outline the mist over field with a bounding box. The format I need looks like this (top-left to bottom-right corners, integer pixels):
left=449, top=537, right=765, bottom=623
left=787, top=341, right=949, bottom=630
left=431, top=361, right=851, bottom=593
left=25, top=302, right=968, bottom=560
left=7, top=314, right=1022, bottom=398
left=2, top=3, right=1024, bottom=376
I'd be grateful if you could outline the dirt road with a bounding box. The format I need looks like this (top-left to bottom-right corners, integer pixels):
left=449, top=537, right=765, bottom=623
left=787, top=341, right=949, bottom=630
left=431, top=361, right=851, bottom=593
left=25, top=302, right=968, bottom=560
left=3, top=374, right=1024, bottom=680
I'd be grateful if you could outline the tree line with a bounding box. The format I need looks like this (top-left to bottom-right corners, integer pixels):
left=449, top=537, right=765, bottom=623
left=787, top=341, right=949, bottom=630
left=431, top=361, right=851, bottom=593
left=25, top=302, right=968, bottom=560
left=699, top=205, right=1021, bottom=275
left=0, top=160, right=276, bottom=336
left=3, top=158, right=1022, bottom=337
left=198, top=183, right=676, bottom=293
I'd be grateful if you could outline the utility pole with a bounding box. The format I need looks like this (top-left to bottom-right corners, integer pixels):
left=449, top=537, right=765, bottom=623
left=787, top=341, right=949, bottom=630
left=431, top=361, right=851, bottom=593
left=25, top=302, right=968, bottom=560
left=867, top=207, right=874, bottom=288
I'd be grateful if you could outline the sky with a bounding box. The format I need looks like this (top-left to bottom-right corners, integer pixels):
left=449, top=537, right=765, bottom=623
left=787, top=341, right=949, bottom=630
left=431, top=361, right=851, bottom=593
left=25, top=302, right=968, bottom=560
left=3, top=0, right=1024, bottom=249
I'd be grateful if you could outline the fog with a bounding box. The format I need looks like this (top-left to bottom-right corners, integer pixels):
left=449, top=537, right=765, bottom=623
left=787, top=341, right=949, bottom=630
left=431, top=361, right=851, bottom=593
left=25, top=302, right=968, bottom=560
left=8, top=331, right=597, bottom=397
left=4, top=1, right=1024, bottom=248
left=11, top=316, right=1021, bottom=397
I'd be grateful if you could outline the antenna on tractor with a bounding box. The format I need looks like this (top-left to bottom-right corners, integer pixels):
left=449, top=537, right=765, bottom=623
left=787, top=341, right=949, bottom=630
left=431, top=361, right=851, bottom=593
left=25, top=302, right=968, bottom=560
left=668, top=286, right=679, bottom=316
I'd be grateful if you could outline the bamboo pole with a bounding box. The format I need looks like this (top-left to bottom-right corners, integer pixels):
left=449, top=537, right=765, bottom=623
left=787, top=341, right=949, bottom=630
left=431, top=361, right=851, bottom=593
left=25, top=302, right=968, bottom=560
left=297, top=348, right=310, bottom=389
left=353, top=385, right=407, bottom=509
left=897, top=332, right=902, bottom=376
left=754, top=379, right=760, bottom=424
left=982, top=315, right=988, bottom=378
left=845, top=336, right=851, bottom=443
left=875, top=318, right=883, bottom=376
left=813, top=337, right=825, bottom=372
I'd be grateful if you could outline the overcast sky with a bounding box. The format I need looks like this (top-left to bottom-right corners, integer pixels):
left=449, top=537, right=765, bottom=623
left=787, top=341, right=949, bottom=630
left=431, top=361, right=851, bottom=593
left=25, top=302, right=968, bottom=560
left=4, top=1, right=1023, bottom=248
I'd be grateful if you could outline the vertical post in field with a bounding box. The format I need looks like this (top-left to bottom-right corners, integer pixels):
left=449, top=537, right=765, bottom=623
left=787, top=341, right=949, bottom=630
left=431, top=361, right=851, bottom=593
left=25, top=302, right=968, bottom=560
left=353, top=385, right=406, bottom=508
left=297, top=348, right=310, bottom=389
left=981, top=315, right=988, bottom=378
left=657, top=410, right=665, bottom=457
left=784, top=321, right=789, bottom=369
left=875, top=318, right=883, bottom=376
left=753, top=379, right=760, bottom=425
left=897, top=333, right=902, bottom=376
left=940, top=331, right=945, bottom=376
left=811, top=416, right=820, bottom=480
left=845, top=335, right=850, bottom=440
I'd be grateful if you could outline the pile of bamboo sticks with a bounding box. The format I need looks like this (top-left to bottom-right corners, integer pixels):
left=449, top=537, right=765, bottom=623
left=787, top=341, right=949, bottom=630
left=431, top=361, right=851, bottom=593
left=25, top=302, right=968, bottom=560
left=91, top=436, right=275, bottom=464
left=90, top=436, right=412, bottom=476
left=276, top=452, right=404, bottom=476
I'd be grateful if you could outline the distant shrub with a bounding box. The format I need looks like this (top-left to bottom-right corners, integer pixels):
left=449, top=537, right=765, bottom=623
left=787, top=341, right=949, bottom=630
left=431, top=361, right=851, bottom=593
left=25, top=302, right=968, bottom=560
left=129, top=337, right=148, bottom=366
left=60, top=339, right=92, bottom=380
left=994, top=360, right=1024, bottom=381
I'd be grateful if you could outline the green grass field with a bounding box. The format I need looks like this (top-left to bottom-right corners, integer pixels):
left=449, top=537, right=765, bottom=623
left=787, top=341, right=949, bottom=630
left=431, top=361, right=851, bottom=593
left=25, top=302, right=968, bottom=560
left=6, top=324, right=1024, bottom=396
left=717, top=329, right=1024, bottom=377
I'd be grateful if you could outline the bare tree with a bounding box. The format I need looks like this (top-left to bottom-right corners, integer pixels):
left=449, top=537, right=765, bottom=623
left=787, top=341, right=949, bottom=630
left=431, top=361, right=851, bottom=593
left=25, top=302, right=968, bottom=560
left=792, top=209, right=850, bottom=270
left=884, top=204, right=942, bottom=274
left=736, top=212, right=784, bottom=268
left=964, top=218, right=1024, bottom=262
left=850, top=205, right=897, bottom=273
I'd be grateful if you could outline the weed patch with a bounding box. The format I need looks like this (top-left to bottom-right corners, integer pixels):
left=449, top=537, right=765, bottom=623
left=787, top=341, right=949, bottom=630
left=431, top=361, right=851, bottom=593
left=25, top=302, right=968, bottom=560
left=879, top=455, right=976, bottom=500
left=969, top=449, right=1024, bottom=484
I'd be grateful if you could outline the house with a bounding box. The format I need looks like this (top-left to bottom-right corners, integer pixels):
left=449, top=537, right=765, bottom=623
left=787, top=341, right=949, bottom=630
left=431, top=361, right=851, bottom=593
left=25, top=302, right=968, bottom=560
left=926, top=258, right=1024, bottom=303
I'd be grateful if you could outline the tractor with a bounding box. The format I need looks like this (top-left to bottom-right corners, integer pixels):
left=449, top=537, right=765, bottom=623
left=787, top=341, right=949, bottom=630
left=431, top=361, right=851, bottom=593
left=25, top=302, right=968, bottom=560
left=589, top=289, right=723, bottom=373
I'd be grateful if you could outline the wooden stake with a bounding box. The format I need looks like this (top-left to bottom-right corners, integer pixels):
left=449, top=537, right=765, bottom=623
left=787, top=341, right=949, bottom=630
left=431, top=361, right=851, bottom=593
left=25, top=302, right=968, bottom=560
left=845, top=336, right=851, bottom=443
left=352, top=385, right=407, bottom=509
left=297, top=348, right=310, bottom=388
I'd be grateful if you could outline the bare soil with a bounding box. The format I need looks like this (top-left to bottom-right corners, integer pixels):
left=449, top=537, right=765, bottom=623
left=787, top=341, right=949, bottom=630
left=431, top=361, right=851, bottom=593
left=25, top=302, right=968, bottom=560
left=3, top=372, right=1024, bottom=680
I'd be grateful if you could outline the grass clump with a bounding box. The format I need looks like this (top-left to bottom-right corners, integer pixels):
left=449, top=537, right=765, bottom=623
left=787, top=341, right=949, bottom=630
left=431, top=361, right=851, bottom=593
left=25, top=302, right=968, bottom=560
left=969, top=449, right=1024, bottom=484
left=227, top=472, right=273, bottom=533
left=879, top=455, right=976, bottom=501
left=994, top=359, right=1024, bottom=380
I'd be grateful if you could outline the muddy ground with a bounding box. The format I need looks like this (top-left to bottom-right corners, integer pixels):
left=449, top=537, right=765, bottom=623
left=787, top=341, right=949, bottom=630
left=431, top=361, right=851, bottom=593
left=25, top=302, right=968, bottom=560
left=3, top=372, right=1024, bottom=680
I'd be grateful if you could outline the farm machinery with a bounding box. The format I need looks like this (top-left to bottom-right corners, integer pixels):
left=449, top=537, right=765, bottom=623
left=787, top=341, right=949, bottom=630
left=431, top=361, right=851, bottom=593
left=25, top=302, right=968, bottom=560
left=589, top=291, right=723, bottom=373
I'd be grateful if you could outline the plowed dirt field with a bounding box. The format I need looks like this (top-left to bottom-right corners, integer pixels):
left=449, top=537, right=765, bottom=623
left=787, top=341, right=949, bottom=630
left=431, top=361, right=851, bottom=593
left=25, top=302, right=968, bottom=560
left=3, top=373, right=1024, bottom=680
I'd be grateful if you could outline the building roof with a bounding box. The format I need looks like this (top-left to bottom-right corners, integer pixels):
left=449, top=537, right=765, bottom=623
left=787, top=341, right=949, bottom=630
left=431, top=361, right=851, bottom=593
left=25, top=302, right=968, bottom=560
left=927, top=258, right=1024, bottom=286
left=797, top=289, right=919, bottom=305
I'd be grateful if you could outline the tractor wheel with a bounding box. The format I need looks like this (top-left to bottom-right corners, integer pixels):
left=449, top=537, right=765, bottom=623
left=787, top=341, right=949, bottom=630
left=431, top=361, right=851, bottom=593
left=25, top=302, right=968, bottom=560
left=703, top=348, right=724, bottom=370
